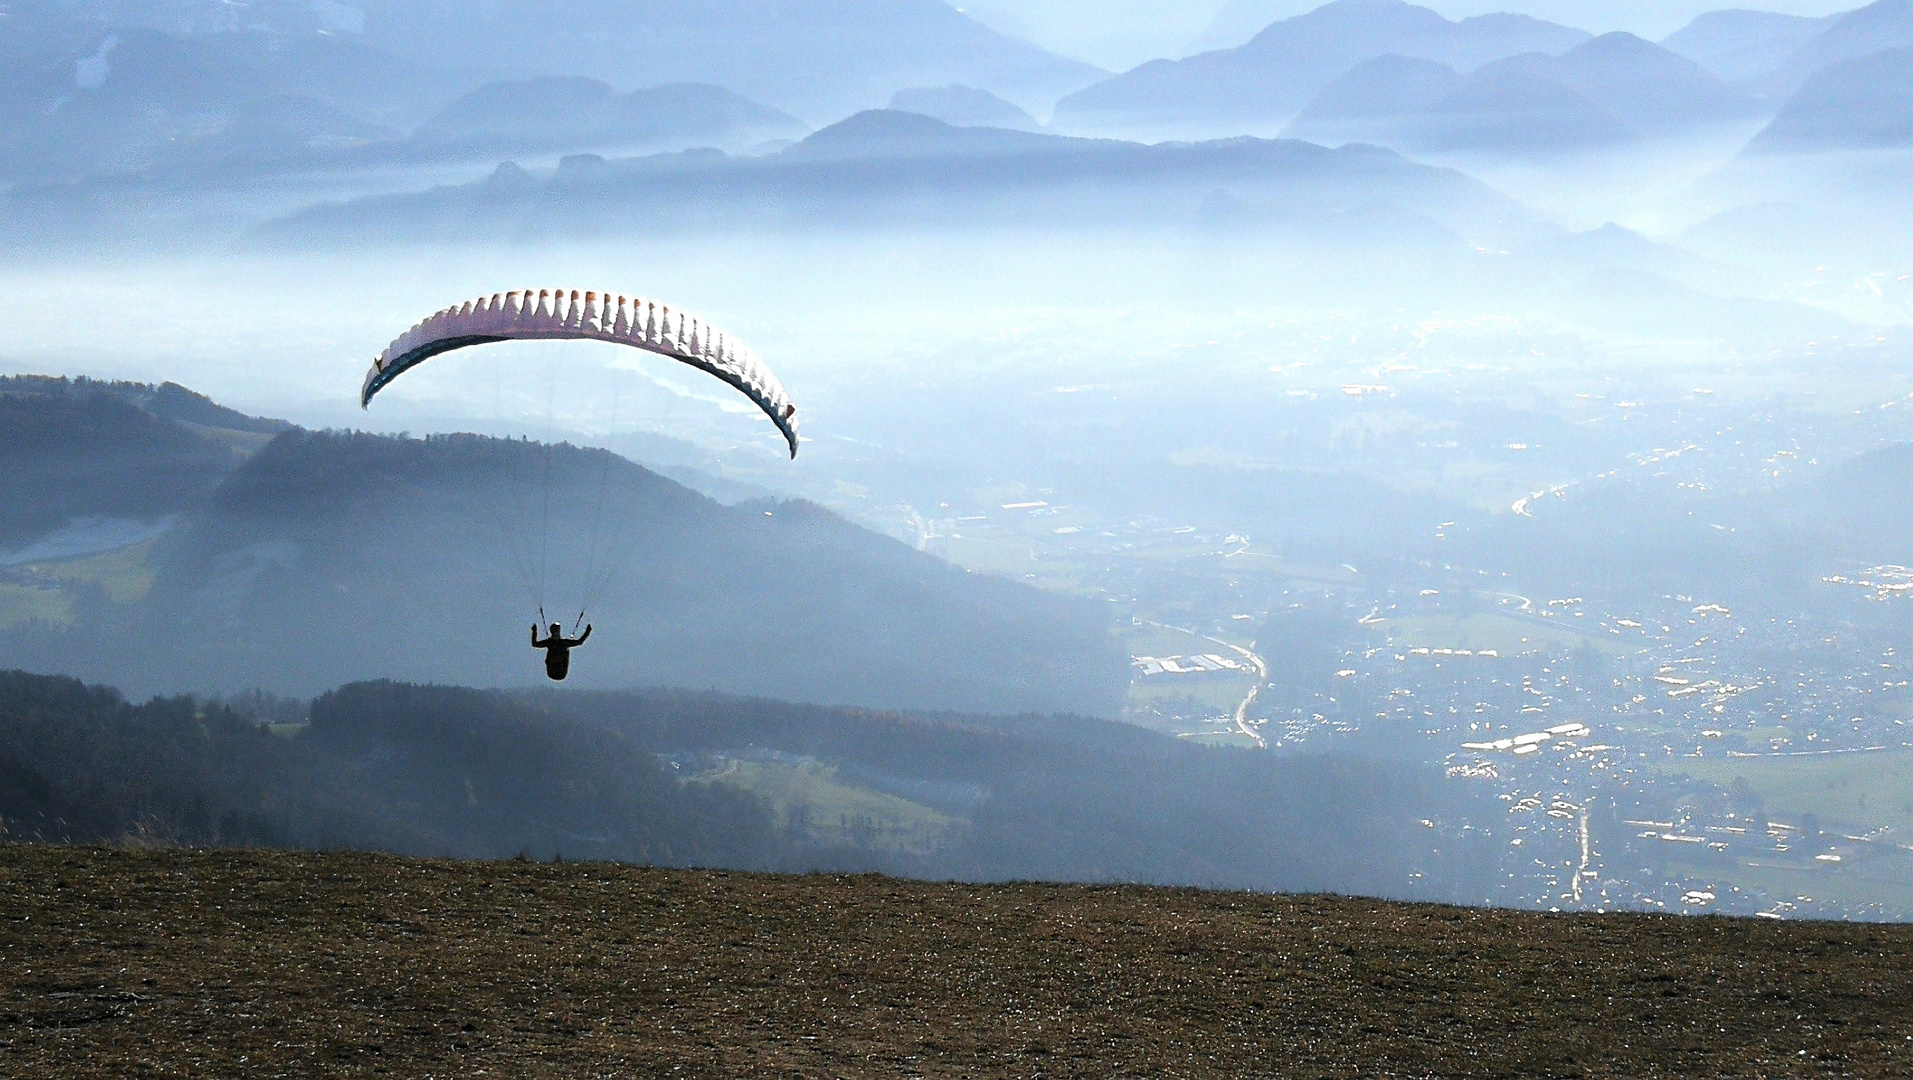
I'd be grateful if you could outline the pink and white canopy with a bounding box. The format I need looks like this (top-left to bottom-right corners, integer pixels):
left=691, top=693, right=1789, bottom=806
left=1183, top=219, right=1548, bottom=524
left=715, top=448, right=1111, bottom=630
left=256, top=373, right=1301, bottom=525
left=361, top=288, right=799, bottom=458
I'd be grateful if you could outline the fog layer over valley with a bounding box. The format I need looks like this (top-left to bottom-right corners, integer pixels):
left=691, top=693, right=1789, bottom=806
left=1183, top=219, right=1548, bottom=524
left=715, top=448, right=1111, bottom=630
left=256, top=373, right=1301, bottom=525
left=4, top=0, right=1913, bottom=918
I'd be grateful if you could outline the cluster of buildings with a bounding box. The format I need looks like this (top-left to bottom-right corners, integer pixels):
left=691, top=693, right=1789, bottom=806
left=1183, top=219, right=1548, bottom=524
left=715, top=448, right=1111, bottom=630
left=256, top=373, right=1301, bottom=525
left=1132, top=653, right=1251, bottom=676
left=1461, top=721, right=1595, bottom=757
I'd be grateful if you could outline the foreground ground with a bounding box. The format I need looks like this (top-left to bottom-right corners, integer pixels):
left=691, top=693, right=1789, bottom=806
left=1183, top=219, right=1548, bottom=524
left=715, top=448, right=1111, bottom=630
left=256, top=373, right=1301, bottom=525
left=3, top=846, right=1911, bottom=1077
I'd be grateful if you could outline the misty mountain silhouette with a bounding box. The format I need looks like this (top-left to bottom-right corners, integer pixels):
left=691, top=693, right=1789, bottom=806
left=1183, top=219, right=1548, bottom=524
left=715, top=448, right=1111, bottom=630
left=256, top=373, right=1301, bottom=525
left=1187, top=0, right=1315, bottom=53
left=1760, top=0, right=1913, bottom=97
left=1462, top=435, right=1913, bottom=607
left=1746, top=45, right=1913, bottom=152
left=0, top=27, right=262, bottom=178
left=204, top=23, right=463, bottom=129
left=1504, top=32, right=1761, bottom=133
left=340, top=0, right=1103, bottom=121
left=1773, top=442, right=1913, bottom=561
left=18, top=0, right=1105, bottom=120
left=1565, top=266, right=1859, bottom=347
left=1284, top=54, right=1629, bottom=153
left=1660, top=9, right=1837, bottom=86
left=887, top=86, right=1042, bottom=131
left=780, top=109, right=1059, bottom=160
left=405, top=77, right=806, bottom=159
left=1287, top=53, right=1465, bottom=126
left=0, top=1, right=1100, bottom=180
left=1052, top=0, right=1589, bottom=132
left=172, top=94, right=399, bottom=171
left=0, top=25, right=449, bottom=181
left=1510, top=222, right=1726, bottom=284
left=266, top=112, right=1530, bottom=246
left=1284, top=32, right=1757, bottom=154
left=1419, top=64, right=1633, bottom=152
left=1808, top=443, right=1913, bottom=546
left=772, top=108, right=1078, bottom=163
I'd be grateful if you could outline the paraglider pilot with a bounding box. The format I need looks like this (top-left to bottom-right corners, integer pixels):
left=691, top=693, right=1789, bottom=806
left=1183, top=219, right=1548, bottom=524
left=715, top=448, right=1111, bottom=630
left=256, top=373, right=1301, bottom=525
left=532, top=622, right=591, bottom=681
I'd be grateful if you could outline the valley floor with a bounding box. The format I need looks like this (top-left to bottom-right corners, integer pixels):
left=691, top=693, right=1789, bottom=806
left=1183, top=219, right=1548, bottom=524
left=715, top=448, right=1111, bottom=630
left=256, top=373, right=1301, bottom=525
left=3, top=845, right=1910, bottom=1078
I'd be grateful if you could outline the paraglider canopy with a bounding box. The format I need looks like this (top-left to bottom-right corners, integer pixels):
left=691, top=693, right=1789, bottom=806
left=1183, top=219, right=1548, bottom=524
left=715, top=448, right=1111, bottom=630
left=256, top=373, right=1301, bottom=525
left=360, top=288, right=799, bottom=458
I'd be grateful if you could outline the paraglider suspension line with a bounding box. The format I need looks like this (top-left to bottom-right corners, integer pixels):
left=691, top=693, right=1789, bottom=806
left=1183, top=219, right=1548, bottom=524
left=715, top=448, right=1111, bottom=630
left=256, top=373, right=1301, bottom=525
left=572, top=378, right=621, bottom=630
left=529, top=376, right=559, bottom=621
left=479, top=373, right=544, bottom=620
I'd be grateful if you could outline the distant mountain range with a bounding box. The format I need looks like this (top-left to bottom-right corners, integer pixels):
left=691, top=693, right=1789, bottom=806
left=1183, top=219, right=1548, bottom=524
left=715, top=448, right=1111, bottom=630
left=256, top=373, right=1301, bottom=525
left=402, top=77, right=808, bottom=159
left=0, top=24, right=448, bottom=181
left=1048, top=0, right=1913, bottom=163
left=5, top=0, right=1910, bottom=191
left=1052, top=0, right=1591, bottom=133
left=1519, top=32, right=1761, bottom=133
left=264, top=109, right=1532, bottom=247
left=1745, top=45, right=1913, bottom=152
left=1779, top=442, right=1913, bottom=560
left=1757, top=0, right=1913, bottom=96
left=8, top=0, right=1105, bottom=120
left=342, top=0, right=1104, bottom=122
left=1455, top=433, right=1913, bottom=606
left=0, top=27, right=806, bottom=183
left=1659, top=9, right=1838, bottom=85
left=0, top=0, right=1104, bottom=183
left=1187, top=0, right=1320, bottom=54
left=1284, top=31, right=1759, bottom=154
left=888, top=86, right=1043, bottom=131
left=1284, top=55, right=1622, bottom=154
left=0, top=379, right=1128, bottom=714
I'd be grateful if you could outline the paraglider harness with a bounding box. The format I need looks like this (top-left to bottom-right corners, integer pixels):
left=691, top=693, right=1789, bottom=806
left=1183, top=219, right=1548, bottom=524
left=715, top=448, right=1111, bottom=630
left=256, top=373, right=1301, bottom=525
left=532, top=606, right=591, bottom=681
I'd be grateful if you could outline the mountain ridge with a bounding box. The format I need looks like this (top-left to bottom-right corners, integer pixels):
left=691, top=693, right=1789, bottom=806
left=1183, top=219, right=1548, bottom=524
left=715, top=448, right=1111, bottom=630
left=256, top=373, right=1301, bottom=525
left=1053, top=0, right=1591, bottom=133
left=1745, top=44, right=1913, bottom=152
left=1761, top=0, right=1913, bottom=97
left=262, top=115, right=1535, bottom=247
left=1283, top=30, right=1761, bottom=154
left=1660, top=8, right=1837, bottom=85
left=403, top=77, right=809, bottom=158
left=344, top=0, right=1105, bottom=120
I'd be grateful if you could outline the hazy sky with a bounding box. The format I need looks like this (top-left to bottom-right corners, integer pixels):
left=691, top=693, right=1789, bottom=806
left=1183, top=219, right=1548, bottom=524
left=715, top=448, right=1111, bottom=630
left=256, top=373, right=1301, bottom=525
left=960, top=1, right=1863, bottom=69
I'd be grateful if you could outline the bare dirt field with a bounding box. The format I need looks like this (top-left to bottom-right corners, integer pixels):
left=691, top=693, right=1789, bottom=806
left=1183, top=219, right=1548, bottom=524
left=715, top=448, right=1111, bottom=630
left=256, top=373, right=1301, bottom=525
left=3, top=844, right=1911, bottom=1077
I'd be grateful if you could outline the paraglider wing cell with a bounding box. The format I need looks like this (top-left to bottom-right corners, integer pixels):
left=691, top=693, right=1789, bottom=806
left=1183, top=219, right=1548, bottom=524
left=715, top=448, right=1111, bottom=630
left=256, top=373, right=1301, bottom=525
left=359, top=289, right=800, bottom=458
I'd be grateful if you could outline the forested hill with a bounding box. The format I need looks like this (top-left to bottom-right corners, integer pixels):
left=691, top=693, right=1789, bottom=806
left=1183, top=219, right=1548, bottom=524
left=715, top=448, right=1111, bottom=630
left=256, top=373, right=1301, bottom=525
left=0, top=672, right=1471, bottom=899
left=0, top=671, right=778, bottom=866
left=127, top=429, right=1128, bottom=712
left=0, top=382, right=1128, bottom=715
left=0, top=376, right=286, bottom=551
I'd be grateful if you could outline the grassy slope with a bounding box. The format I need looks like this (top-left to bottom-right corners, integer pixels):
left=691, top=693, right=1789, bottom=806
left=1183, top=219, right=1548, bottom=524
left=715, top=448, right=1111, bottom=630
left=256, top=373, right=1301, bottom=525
left=1652, top=749, right=1913, bottom=913
left=3, top=845, right=1910, bottom=1078
left=691, top=757, right=967, bottom=854
left=1675, top=749, right=1913, bottom=838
